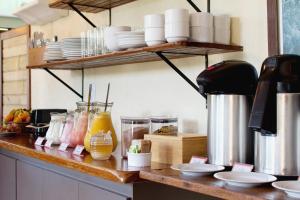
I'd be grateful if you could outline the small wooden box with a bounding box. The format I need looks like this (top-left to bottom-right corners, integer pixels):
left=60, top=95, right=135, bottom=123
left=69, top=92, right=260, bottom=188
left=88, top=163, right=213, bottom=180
left=28, top=47, right=46, bottom=66
left=144, top=134, right=207, bottom=164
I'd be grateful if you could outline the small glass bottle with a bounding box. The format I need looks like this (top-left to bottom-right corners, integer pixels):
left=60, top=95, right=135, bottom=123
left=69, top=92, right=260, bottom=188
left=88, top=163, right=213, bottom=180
left=90, top=131, right=113, bottom=160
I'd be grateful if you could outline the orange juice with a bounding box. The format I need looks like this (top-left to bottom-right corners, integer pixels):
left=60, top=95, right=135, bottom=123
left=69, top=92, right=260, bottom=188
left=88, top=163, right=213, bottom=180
left=84, top=112, right=118, bottom=152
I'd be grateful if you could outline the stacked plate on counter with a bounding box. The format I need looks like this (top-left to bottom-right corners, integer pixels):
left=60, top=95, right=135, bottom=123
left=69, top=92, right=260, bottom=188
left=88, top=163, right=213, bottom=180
left=116, top=31, right=146, bottom=50
left=62, top=37, right=82, bottom=59
left=43, top=42, right=63, bottom=61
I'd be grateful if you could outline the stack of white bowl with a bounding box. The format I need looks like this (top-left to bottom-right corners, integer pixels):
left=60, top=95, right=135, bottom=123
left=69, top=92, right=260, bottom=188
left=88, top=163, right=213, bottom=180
left=104, top=26, right=131, bottom=51
left=190, top=12, right=213, bottom=43
left=165, top=9, right=189, bottom=42
left=214, top=15, right=231, bottom=45
left=144, top=14, right=166, bottom=46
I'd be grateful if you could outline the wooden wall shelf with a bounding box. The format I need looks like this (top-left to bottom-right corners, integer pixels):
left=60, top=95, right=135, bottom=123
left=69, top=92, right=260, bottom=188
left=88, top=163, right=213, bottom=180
left=49, top=0, right=137, bottom=13
left=27, top=42, right=243, bottom=70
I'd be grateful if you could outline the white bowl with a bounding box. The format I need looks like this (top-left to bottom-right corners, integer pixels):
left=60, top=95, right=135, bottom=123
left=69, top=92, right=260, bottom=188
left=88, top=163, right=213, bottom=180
left=145, top=27, right=165, bottom=41
left=190, top=12, right=213, bottom=27
left=165, top=8, right=189, bottom=24
left=214, top=28, right=231, bottom=44
left=190, top=26, right=213, bottom=43
left=146, top=40, right=166, bottom=46
left=165, top=22, right=189, bottom=38
left=104, top=26, right=131, bottom=51
left=127, top=152, right=151, bottom=167
left=166, top=36, right=188, bottom=43
left=144, top=14, right=165, bottom=28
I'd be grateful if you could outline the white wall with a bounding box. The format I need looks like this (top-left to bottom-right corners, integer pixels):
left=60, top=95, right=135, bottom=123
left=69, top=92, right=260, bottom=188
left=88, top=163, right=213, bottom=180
left=31, top=0, right=268, bottom=138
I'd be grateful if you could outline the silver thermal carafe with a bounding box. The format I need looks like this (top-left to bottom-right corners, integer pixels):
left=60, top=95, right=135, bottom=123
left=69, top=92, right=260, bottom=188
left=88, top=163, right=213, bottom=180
left=249, top=54, right=300, bottom=176
left=197, top=61, right=258, bottom=166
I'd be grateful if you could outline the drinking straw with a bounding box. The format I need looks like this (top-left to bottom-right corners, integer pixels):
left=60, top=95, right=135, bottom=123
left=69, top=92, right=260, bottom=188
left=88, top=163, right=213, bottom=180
left=104, top=83, right=110, bottom=112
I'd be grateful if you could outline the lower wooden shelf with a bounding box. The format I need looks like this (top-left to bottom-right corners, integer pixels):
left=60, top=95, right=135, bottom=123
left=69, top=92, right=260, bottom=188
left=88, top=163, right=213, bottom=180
left=27, top=42, right=243, bottom=70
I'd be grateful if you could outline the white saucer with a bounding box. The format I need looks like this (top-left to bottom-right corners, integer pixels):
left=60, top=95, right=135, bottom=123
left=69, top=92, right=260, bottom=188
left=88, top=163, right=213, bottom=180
left=171, top=163, right=225, bottom=176
left=214, top=171, right=277, bottom=188
left=272, top=181, right=300, bottom=198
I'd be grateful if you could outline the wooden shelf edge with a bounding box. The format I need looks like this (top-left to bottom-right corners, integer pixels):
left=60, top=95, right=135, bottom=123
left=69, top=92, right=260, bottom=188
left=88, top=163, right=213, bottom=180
left=27, top=42, right=243, bottom=70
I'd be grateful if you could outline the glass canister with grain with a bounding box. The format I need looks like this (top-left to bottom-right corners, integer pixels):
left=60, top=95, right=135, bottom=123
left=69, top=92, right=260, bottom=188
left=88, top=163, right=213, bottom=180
left=121, top=117, right=150, bottom=158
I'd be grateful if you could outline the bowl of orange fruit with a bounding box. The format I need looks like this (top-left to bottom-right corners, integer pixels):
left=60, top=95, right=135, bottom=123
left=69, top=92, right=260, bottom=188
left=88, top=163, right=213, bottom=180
left=3, top=108, right=31, bottom=134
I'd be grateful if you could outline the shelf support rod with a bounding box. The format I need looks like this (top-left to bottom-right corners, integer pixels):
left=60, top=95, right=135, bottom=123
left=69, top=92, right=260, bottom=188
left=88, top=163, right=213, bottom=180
left=81, top=68, right=84, bottom=101
left=187, top=0, right=201, bottom=12
left=156, top=52, right=206, bottom=98
left=205, top=54, right=209, bottom=68
left=109, top=8, right=112, bottom=26
left=207, top=0, right=211, bottom=12
left=68, top=3, right=96, bottom=28
left=44, top=68, right=83, bottom=100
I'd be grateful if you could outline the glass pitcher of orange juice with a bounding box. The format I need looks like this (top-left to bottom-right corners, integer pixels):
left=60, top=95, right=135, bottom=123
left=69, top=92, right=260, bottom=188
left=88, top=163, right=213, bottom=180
left=84, top=102, right=118, bottom=152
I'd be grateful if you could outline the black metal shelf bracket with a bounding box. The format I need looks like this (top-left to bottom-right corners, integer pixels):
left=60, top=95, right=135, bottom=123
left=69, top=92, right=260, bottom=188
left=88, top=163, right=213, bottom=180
left=44, top=68, right=84, bottom=101
left=156, top=52, right=206, bottom=98
left=68, top=3, right=96, bottom=28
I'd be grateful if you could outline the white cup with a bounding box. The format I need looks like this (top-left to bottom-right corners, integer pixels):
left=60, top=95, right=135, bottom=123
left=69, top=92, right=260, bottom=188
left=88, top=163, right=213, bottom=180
left=214, top=14, right=231, bottom=30
left=214, top=28, right=230, bottom=44
left=144, top=14, right=164, bottom=28
left=190, top=12, right=213, bottom=27
left=190, top=26, right=213, bottom=43
left=127, top=152, right=152, bottom=167
left=145, top=27, right=165, bottom=43
left=165, top=22, right=189, bottom=38
left=165, top=8, right=189, bottom=24
left=104, top=26, right=131, bottom=51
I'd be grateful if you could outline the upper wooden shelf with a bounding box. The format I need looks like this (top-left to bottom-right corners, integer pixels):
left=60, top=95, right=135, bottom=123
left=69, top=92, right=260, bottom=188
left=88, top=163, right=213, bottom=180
left=27, top=42, right=243, bottom=70
left=49, top=0, right=137, bottom=13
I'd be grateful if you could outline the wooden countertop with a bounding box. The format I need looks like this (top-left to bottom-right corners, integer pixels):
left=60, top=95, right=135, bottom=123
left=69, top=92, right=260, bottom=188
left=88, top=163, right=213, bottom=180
left=0, top=134, right=294, bottom=199
left=140, top=168, right=292, bottom=200
left=0, top=134, right=167, bottom=183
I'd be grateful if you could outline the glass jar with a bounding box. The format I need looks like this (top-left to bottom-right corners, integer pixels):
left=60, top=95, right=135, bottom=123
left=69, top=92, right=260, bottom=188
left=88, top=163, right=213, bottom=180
left=60, top=111, right=75, bottom=145
left=70, top=102, right=88, bottom=147
left=150, top=117, right=178, bottom=136
left=45, top=112, right=66, bottom=144
left=90, top=131, right=113, bottom=160
left=121, top=117, right=150, bottom=158
left=84, top=102, right=117, bottom=152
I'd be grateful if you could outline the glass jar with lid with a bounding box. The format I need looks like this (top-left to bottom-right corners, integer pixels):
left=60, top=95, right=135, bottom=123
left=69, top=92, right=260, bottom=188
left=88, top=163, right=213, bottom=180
left=90, top=131, right=113, bottom=160
left=70, top=102, right=88, bottom=147
left=121, top=117, right=150, bottom=158
left=150, top=117, right=178, bottom=136
left=45, top=112, right=66, bottom=144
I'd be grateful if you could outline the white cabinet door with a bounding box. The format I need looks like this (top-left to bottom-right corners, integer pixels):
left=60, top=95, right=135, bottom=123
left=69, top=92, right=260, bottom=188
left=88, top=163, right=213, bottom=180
left=17, top=161, right=43, bottom=200
left=0, top=154, right=16, bottom=200
left=42, top=170, right=78, bottom=200
left=79, top=182, right=129, bottom=200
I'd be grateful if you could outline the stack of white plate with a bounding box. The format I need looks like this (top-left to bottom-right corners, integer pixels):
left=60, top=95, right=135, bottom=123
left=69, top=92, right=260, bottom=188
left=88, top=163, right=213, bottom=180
left=62, top=37, right=82, bottom=59
left=116, top=31, right=146, bottom=50
left=43, top=42, right=63, bottom=61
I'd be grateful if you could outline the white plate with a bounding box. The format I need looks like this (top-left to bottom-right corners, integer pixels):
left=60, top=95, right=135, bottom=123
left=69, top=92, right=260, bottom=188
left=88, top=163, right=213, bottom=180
left=214, top=172, right=277, bottom=188
left=272, top=181, right=300, bottom=198
left=171, top=163, right=225, bottom=176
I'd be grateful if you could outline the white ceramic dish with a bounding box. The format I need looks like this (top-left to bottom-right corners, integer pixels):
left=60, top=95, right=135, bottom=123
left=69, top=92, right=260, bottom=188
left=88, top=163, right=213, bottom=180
left=165, top=8, right=189, bottom=24
left=165, top=22, right=189, bottom=38
left=171, top=163, right=225, bottom=176
left=166, top=37, right=188, bottom=42
left=145, top=27, right=165, bottom=41
left=104, top=26, right=131, bottom=51
left=128, top=152, right=151, bottom=167
left=272, top=181, right=300, bottom=198
left=146, top=40, right=166, bottom=46
left=214, top=172, right=277, bottom=188
left=190, top=12, right=213, bottom=27
left=144, top=14, right=165, bottom=28
left=214, top=28, right=231, bottom=45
